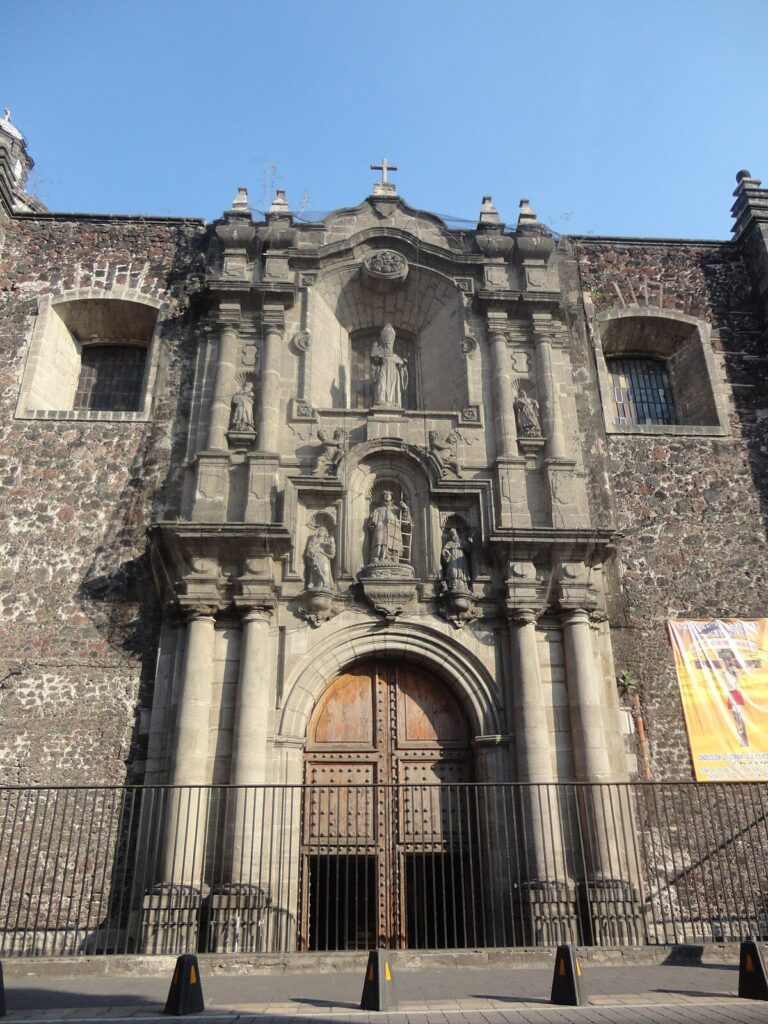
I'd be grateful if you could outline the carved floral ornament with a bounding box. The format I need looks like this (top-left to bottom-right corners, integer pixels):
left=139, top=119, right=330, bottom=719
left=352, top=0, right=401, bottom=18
left=361, top=249, right=409, bottom=290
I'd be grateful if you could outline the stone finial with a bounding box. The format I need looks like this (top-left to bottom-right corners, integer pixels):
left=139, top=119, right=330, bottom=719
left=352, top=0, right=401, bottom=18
left=371, top=157, right=398, bottom=197
left=517, top=198, right=538, bottom=229
left=268, top=188, right=291, bottom=217
left=478, top=195, right=501, bottom=226
left=231, top=186, right=249, bottom=212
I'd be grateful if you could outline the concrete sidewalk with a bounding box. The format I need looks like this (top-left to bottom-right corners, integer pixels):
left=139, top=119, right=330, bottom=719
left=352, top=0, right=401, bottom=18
left=1, top=959, right=758, bottom=1019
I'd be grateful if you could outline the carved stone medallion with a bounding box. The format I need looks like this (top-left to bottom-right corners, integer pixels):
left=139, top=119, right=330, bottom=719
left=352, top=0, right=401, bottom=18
left=361, top=249, right=408, bottom=291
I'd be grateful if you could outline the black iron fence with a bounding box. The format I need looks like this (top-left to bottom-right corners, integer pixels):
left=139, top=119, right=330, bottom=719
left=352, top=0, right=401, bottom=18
left=0, top=782, right=767, bottom=956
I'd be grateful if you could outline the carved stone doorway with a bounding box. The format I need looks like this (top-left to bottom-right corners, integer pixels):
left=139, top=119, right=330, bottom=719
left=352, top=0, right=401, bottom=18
left=300, top=660, right=473, bottom=950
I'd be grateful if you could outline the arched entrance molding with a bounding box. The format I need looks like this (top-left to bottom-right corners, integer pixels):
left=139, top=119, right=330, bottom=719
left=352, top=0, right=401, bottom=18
left=278, top=620, right=503, bottom=744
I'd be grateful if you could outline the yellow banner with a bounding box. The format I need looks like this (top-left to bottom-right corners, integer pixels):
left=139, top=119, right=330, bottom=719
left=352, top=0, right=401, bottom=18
left=668, top=619, right=768, bottom=781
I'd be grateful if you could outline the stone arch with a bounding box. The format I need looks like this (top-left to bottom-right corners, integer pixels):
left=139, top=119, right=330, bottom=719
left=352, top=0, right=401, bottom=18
left=278, top=619, right=503, bottom=748
left=307, top=254, right=468, bottom=413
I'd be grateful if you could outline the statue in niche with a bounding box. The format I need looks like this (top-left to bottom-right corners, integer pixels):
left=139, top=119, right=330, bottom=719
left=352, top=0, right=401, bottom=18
left=514, top=389, right=542, bottom=438
left=303, top=524, right=336, bottom=591
left=371, top=323, right=408, bottom=408
left=429, top=429, right=462, bottom=477
left=368, top=489, right=411, bottom=564
left=440, top=527, right=472, bottom=591
left=230, top=377, right=255, bottom=431
left=315, top=427, right=348, bottom=476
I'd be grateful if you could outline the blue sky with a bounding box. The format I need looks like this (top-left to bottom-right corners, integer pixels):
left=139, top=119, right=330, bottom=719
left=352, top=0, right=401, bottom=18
left=4, top=0, right=767, bottom=238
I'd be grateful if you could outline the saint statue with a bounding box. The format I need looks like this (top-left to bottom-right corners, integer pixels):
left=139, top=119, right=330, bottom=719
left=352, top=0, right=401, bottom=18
left=440, top=527, right=472, bottom=591
left=371, top=323, right=408, bottom=408
left=514, top=390, right=542, bottom=438
left=368, top=490, right=410, bottom=563
left=304, top=525, right=336, bottom=591
left=231, top=380, right=255, bottom=431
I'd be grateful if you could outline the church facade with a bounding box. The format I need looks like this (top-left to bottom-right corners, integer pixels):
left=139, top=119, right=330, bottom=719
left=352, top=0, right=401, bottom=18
left=2, top=112, right=768, bottom=954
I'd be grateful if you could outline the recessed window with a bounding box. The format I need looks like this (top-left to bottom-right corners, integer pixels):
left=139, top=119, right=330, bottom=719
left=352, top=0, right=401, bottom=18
left=74, top=344, right=147, bottom=412
left=608, top=357, right=677, bottom=426
left=350, top=329, right=418, bottom=410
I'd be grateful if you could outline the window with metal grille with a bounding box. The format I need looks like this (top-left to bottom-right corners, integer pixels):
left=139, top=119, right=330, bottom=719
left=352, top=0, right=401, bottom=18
left=73, top=344, right=147, bottom=412
left=608, top=357, right=677, bottom=426
left=350, top=330, right=417, bottom=410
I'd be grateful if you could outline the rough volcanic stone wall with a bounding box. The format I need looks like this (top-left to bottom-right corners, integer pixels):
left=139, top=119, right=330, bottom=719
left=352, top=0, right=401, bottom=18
left=565, top=239, right=768, bottom=779
left=0, top=215, right=207, bottom=784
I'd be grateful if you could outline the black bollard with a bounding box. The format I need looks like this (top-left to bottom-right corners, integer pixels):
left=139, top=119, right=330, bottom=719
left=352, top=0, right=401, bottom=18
left=164, top=954, right=205, bottom=1016
left=360, top=949, right=398, bottom=1011
left=738, top=939, right=768, bottom=1000
left=550, top=944, right=588, bottom=1006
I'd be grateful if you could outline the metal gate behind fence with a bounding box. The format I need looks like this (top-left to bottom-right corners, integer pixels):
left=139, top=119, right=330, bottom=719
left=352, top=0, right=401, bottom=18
left=1, top=782, right=767, bottom=956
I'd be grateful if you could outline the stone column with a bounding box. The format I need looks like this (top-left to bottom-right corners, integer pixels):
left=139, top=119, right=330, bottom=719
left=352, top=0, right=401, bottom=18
left=488, top=323, right=517, bottom=458
left=508, top=608, right=576, bottom=944
left=258, top=306, right=284, bottom=453
left=163, top=609, right=216, bottom=883
left=208, top=605, right=274, bottom=953
left=531, top=318, right=566, bottom=462
left=208, top=315, right=240, bottom=450
left=562, top=605, right=639, bottom=942
left=141, top=608, right=215, bottom=954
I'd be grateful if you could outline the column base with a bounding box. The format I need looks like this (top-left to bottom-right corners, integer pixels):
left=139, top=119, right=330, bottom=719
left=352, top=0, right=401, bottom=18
left=513, top=880, right=580, bottom=946
left=138, top=883, right=202, bottom=955
left=579, top=878, right=643, bottom=946
left=204, top=883, right=272, bottom=953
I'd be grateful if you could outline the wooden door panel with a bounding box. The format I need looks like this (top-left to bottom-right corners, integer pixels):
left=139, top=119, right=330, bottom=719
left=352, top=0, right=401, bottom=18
left=310, top=668, right=375, bottom=747
left=395, top=666, right=468, bottom=746
left=303, top=761, right=378, bottom=845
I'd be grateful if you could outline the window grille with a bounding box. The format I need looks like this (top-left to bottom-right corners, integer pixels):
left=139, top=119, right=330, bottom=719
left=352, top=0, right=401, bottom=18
left=608, top=357, right=677, bottom=426
left=73, top=345, right=147, bottom=412
left=350, top=330, right=417, bottom=410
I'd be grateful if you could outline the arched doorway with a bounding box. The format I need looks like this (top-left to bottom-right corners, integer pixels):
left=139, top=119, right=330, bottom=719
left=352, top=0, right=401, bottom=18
left=301, top=660, right=474, bottom=950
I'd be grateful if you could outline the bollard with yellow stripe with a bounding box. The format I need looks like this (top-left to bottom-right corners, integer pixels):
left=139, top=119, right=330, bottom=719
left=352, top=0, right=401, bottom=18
left=739, top=939, right=768, bottom=1000
left=360, top=949, right=398, bottom=1011
left=164, top=954, right=205, bottom=1016
left=550, top=944, right=587, bottom=1006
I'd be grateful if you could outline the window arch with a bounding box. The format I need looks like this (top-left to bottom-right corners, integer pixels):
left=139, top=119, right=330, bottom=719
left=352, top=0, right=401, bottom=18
left=594, top=310, right=729, bottom=436
left=16, top=294, right=160, bottom=421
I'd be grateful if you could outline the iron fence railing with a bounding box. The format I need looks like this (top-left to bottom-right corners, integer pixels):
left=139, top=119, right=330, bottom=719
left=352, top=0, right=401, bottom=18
left=0, top=782, right=767, bottom=956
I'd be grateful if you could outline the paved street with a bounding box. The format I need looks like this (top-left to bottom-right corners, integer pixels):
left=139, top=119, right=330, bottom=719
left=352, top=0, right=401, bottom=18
left=4, top=962, right=768, bottom=1023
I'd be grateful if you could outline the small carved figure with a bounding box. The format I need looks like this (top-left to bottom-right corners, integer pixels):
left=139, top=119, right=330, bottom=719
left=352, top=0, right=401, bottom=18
left=315, top=427, right=348, bottom=475
left=230, top=380, right=255, bottom=431
left=371, top=323, right=408, bottom=408
left=429, top=429, right=462, bottom=477
left=304, top=525, right=336, bottom=591
left=440, top=527, right=472, bottom=590
left=369, top=490, right=410, bottom=563
left=514, top=390, right=542, bottom=438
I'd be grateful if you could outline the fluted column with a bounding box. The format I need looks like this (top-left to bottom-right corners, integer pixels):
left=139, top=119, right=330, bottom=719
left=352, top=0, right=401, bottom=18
left=488, top=325, right=517, bottom=458
left=230, top=606, right=273, bottom=885
left=163, top=609, right=215, bottom=886
left=532, top=321, right=566, bottom=461
left=259, top=307, right=283, bottom=453
left=208, top=317, right=240, bottom=450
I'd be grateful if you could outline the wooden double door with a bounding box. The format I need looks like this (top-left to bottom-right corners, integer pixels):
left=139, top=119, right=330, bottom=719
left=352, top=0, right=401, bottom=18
left=301, top=660, right=473, bottom=950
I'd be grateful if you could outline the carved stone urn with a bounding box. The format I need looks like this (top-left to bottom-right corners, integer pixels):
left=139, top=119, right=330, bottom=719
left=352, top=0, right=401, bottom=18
left=438, top=580, right=481, bottom=629
left=297, top=587, right=339, bottom=628
left=358, top=561, right=417, bottom=624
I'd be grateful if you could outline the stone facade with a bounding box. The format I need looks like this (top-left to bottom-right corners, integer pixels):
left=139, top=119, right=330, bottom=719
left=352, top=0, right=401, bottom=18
left=2, top=113, right=768, bottom=949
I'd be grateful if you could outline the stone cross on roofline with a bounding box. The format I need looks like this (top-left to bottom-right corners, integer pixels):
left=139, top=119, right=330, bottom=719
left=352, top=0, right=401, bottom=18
left=371, top=157, right=398, bottom=197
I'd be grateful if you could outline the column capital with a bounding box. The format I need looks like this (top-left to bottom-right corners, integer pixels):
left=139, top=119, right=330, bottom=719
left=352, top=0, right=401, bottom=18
left=485, top=309, right=509, bottom=342
left=241, top=603, right=275, bottom=624
left=261, top=303, right=285, bottom=332
left=559, top=606, right=594, bottom=627
left=216, top=301, right=242, bottom=327
left=182, top=604, right=218, bottom=621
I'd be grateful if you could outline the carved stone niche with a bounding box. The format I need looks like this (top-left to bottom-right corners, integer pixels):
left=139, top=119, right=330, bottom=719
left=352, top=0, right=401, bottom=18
left=360, top=249, right=409, bottom=293
left=437, top=515, right=480, bottom=629
left=357, top=479, right=417, bottom=623
left=297, top=512, right=341, bottom=627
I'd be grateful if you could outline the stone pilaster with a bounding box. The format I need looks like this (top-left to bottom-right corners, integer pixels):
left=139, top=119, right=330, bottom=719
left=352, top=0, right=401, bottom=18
left=487, top=312, right=517, bottom=458
left=258, top=304, right=284, bottom=454
left=531, top=312, right=566, bottom=462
